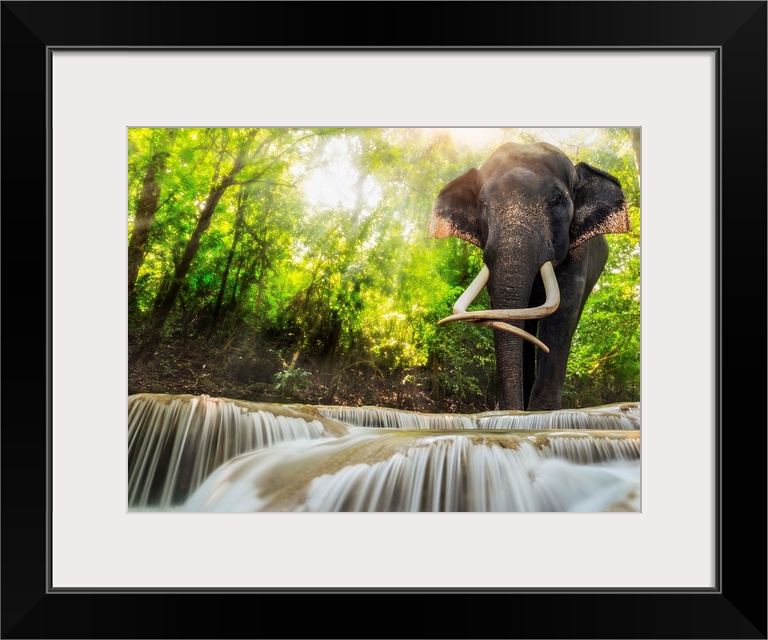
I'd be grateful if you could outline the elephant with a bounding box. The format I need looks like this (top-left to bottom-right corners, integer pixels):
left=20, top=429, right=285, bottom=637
left=428, top=141, right=630, bottom=411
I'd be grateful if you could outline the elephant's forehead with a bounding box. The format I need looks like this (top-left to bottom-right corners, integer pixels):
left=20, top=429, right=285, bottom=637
left=479, top=142, right=575, bottom=186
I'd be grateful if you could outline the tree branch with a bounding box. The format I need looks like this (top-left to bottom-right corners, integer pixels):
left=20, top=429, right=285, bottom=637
left=230, top=178, right=295, bottom=188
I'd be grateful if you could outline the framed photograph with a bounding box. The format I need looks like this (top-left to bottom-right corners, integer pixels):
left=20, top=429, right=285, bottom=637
left=124, top=123, right=643, bottom=517
left=3, top=2, right=765, bottom=638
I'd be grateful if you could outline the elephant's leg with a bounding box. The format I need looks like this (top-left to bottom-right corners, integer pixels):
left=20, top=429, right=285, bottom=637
left=528, top=236, right=609, bottom=410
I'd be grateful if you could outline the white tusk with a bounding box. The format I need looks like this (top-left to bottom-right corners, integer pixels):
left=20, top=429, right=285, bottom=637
left=477, top=320, right=550, bottom=353
left=435, top=262, right=555, bottom=352
left=452, top=265, right=489, bottom=314
left=437, top=261, right=560, bottom=324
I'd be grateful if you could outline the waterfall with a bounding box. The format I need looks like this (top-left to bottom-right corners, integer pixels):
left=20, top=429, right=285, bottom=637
left=317, top=406, right=478, bottom=429
left=128, top=394, right=641, bottom=513
left=180, top=430, right=639, bottom=513
left=128, top=393, right=347, bottom=508
left=317, top=403, right=639, bottom=430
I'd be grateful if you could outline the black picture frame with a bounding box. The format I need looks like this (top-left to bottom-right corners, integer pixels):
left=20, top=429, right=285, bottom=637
left=2, top=2, right=765, bottom=638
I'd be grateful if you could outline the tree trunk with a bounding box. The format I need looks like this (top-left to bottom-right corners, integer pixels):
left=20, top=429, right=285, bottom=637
left=628, top=127, right=641, bottom=183
left=207, top=192, right=247, bottom=341
left=135, top=141, right=253, bottom=362
left=128, top=135, right=173, bottom=298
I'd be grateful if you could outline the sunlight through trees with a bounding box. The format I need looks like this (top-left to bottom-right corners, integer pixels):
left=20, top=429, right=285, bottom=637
left=128, top=127, right=640, bottom=410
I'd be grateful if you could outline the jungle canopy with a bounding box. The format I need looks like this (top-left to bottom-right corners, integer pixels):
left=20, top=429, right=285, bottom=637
left=128, top=127, right=640, bottom=412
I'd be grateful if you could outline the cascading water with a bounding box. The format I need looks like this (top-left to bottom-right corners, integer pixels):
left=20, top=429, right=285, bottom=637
left=128, top=394, right=641, bottom=513
left=128, top=394, right=347, bottom=509
left=317, top=403, right=640, bottom=430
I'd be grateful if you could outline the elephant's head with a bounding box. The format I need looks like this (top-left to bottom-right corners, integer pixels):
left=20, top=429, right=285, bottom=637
left=429, top=142, right=630, bottom=411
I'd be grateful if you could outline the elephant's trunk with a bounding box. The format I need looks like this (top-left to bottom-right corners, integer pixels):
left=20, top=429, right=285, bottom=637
left=486, top=256, right=540, bottom=411
left=438, top=259, right=561, bottom=411
left=438, top=262, right=560, bottom=353
left=494, top=322, right=527, bottom=410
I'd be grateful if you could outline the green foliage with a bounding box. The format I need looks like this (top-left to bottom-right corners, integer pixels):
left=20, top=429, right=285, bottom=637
left=426, top=317, right=497, bottom=411
left=274, top=357, right=312, bottom=397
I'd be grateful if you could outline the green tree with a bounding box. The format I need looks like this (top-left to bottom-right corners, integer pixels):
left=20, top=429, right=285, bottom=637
left=128, top=127, right=640, bottom=410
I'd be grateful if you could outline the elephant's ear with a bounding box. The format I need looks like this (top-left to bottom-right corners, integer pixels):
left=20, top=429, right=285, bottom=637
left=428, top=168, right=484, bottom=248
left=570, top=162, right=631, bottom=250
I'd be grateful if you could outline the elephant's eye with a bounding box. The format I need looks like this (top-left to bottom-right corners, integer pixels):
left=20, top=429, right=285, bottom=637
left=551, top=194, right=563, bottom=206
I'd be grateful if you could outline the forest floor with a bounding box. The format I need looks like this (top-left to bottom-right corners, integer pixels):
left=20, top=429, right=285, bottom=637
left=127, top=338, right=465, bottom=413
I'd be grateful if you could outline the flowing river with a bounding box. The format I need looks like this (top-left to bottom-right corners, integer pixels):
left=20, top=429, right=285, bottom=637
left=128, top=393, right=640, bottom=513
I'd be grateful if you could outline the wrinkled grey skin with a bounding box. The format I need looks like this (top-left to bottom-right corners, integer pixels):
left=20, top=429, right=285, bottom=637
left=429, top=142, right=630, bottom=411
